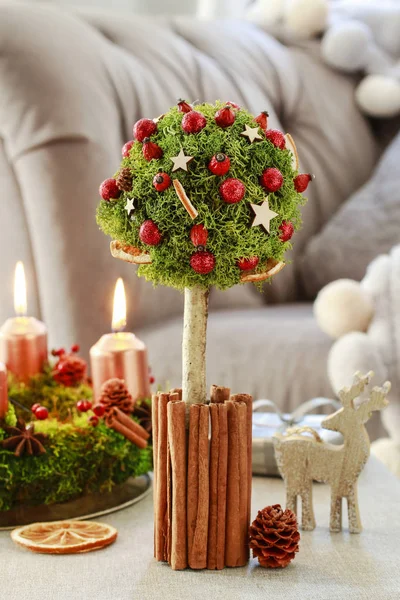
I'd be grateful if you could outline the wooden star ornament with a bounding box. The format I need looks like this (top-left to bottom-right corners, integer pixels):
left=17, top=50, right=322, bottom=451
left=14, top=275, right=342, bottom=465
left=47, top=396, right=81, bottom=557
left=125, top=198, right=135, bottom=217
left=241, top=124, right=263, bottom=143
left=170, top=148, right=194, bottom=172
left=251, top=199, right=278, bottom=233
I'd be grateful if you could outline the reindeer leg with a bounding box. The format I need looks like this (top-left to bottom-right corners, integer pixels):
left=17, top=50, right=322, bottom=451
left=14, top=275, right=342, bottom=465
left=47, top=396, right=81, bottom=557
left=286, top=487, right=297, bottom=515
left=347, top=485, right=362, bottom=534
left=330, top=491, right=342, bottom=533
left=301, top=483, right=316, bottom=531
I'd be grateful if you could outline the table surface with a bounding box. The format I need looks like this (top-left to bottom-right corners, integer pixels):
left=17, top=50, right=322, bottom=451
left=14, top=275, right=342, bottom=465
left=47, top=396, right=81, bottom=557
left=1, top=457, right=400, bottom=600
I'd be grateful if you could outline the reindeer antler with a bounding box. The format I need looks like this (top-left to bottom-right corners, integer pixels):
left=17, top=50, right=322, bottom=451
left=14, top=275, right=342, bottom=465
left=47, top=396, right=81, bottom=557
left=357, top=380, right=391, bottom=423
left=338, top=371, right=374, bottom=409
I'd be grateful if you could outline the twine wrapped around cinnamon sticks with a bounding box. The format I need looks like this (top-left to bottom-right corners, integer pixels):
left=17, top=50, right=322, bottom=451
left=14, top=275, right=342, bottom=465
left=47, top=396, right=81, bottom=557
left=152, top=386, right=252, bottom=571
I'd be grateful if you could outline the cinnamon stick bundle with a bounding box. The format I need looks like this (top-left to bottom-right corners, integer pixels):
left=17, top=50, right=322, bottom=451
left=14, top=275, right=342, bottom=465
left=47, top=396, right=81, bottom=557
left=155, top=392, right=170, bottom=561
left=187, top=403, right=210, bottom=569
left=168, top=399, right=187, bottom=570
left=225, top=401, right=248, bottom=567
left=208, top=401, right=228, bottom=570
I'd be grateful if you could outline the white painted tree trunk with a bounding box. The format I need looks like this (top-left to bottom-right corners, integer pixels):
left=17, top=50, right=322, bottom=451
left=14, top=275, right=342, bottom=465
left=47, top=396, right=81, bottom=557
left=182, top=286, right=209, bottom=406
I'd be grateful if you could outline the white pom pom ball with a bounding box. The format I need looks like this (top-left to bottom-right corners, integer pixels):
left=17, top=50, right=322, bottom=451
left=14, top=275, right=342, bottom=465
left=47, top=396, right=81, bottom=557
left=314, top=279, right=374, bottom=339
left=321, top=21, right=371, bottom=71
left=284, top=0, right=328, bottom=38
left=356, top=75, right=400, bottom=118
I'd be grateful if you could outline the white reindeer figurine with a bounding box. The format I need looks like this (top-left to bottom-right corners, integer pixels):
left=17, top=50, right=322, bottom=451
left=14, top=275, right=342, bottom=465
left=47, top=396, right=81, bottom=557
left=273, top=372, right=390, bottom=533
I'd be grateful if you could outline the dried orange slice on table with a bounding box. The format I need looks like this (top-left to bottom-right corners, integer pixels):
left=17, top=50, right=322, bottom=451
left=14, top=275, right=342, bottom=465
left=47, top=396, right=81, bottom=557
left=11, top=520, right=117, bottom=554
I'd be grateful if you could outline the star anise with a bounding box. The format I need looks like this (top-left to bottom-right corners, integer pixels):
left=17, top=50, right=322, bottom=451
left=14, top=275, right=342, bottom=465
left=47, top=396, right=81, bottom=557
left=1, top=419, right=47, bottom=457
left=133, top=399, right=152, bottom=440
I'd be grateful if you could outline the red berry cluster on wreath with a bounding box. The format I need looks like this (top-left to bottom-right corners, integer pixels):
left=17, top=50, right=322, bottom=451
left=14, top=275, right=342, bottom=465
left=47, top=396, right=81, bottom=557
left=52, top=345, right=87, bottom=387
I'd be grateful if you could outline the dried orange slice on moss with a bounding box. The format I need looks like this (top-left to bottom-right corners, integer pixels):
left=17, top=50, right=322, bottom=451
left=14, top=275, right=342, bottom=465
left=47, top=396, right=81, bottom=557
left=11, top=520, right=117, bottom=554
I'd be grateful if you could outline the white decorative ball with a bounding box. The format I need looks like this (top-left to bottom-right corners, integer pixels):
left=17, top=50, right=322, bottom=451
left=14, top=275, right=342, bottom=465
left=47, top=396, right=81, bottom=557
left=371, top=438, right=400, bottom=479
left=314, top=279, right=374, bottom=339
left=356, top=75, right=400, bottom=118
left=284, top=0, right=328, bottom=38
left=321, top=21, right=371, bottom=71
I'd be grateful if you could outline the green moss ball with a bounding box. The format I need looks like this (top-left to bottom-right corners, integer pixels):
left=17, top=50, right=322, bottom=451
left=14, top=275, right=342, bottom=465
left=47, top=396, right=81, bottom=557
left=96, top=101, right=306, bottom=290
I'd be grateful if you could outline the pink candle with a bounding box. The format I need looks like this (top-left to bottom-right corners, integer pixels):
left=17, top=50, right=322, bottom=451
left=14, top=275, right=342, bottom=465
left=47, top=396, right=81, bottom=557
left=0, top=263, right=48, bottom=382
left=0, top=362, right=8, bottom=418
left=90, top=278, right=150, bottom=403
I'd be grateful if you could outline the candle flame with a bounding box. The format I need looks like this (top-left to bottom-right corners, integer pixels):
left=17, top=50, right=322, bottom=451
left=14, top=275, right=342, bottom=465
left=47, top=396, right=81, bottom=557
left=14, top=262, right=27, bottom=317
left=112, top=278, right=126, bottom=332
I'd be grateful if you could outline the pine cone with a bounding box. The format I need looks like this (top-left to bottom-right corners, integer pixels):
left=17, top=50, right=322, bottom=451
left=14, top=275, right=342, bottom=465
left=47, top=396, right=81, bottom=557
left=99, top=378, right=134, bottom=415
left=133, top=399, right=152, bottom=439
left=249, top=504, right=300, bottom=568
left=116, top=167, right=133, bottom=192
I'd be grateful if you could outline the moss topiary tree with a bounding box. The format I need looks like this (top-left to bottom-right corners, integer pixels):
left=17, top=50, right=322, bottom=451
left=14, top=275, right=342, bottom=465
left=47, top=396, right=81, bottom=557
left=97, top=100, right=311, bottom=409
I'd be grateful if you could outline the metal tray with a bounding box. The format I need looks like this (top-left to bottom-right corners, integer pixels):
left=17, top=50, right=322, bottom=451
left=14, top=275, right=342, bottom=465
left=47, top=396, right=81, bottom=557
left=0, top=473, right=152, bottom=530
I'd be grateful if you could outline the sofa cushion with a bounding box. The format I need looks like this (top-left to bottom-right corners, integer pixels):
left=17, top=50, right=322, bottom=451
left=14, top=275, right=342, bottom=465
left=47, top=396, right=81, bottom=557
left=0, top=5, right=377, bottom=354
left=301, top=131, right=400, bottom=296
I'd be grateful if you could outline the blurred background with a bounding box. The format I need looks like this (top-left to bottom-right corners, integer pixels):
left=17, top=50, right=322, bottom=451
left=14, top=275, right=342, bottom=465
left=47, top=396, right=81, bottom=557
left=1, top=0, right=399, bottom=471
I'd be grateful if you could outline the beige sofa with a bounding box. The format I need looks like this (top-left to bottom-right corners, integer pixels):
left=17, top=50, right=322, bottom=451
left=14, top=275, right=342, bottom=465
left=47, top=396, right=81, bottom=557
left=0, top=4, right=381, bottom=424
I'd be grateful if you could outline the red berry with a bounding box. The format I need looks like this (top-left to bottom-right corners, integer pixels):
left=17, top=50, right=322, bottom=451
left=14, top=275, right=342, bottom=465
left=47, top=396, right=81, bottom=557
left=190, top=224, right=208, bottom=247
left=139, top=220, right=162, bottom=246
left=133, top=118, right=157, bottom=142
left=77, top=400, right=88, bottom=412
left=237, top=257, right=260, bottom=271
left=153, top=172, right=171, bottom=192
left=99, top=178, right=120, bottom=201
left=89, top=415, right=99, bottom=427
left=177, top=99, right=192, bottom=113
left=225, top=101, right=240, bottom=110
left=52, top=348, right=65, bottom=357
left=294, top=173, right=313, bottom=193
left=260, top=168, right=283, bottom=192
left=35, top=406, right=48, bottom=420
left=149, top=375, right=155, bottom=384
left=93, top=403, right=106, bottom=417
left=265, top=129, right=286, bottom=150
left=279, top=221, right=294, bottom=242
left=190, top=251, right=216, bottom=274
left=215, top=105, right=236, bottom=128
left=31, top=403, right=41, bottom=414
left=122, top=140, right=134, bottom=158
left=142, top=138, right=163, bottom=161
left=208, top=153, right=231, bottom=176
left=84, top=401, right=92, bottom=411
left=255, top=111, right=269, bottom=131
left=71, top=344, right=80, bottom=353
left=219, top=178, right=246, bottom=204
left=182, top=110, right=207, bottom=134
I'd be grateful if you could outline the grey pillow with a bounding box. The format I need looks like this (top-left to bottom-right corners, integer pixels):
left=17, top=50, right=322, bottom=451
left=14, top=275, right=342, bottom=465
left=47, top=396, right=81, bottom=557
left=300, top=131, right=400, bottom=297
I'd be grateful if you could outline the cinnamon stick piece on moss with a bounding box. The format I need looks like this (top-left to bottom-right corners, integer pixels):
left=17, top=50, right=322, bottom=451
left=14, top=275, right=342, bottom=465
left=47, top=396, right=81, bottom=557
left=187, top=404, right=210, bottom=569
left=168, top=400, right=188, bottom=570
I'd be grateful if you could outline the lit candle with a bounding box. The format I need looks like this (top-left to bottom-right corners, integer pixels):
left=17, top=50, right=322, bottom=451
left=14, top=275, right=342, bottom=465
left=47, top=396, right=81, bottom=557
left=0, top=362, right=8, bottom=418
left=90, top=278, right=150, bottom=403
left=0, top=262, right=48, bottom=382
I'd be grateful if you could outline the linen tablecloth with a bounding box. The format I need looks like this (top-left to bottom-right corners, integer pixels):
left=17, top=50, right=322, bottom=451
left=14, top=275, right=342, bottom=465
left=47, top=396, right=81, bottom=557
left=1, top=458, right=399, bottom=600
